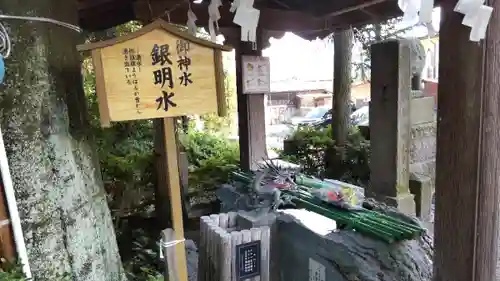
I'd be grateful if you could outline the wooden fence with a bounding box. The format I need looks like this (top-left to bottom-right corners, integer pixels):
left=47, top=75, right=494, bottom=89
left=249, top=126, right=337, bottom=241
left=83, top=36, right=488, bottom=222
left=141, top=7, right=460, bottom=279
left=198, top=212, right=271, bottom=281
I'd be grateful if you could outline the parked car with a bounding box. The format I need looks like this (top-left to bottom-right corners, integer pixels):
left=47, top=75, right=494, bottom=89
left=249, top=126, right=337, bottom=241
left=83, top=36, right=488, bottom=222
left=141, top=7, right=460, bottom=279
left=289, top=106, right=331, bottom=126
left=350, top=105, right=369, bottom=126
left=310, top=105, right=369, bottom=129
left=289, top=101, right=357, bottom=128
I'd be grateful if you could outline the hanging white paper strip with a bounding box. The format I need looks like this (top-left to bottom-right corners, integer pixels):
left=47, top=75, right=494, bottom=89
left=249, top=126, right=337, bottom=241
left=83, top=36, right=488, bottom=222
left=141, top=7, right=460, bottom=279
left=233, top=3, right=260, bottom=43
left=462, top=6, right=480, bottom=27
left=186, top=9, right=198, bottom=36
left=242, top=0, right=255, bottom=8
left=454, top=0, right=485, bottom=13
left=454, top=0, right=493, bottom=42
left=208, top=0, right=222, bottom=42
left=469, top=5, right=493, bottom=42
left=424, top=22, right=437, bottom=37
left=208, top=20, right=217, bottom=42
left=233, top=5, right=257, bottom=26
left=419, top=0, right=434, bottom=23
left=398, top=0, right=420, bottom=24
left=230, top=0, right=241, bottom=12
left=208, top=0, right=222, bottom=21
left=398, top=0, right=493, bottom=42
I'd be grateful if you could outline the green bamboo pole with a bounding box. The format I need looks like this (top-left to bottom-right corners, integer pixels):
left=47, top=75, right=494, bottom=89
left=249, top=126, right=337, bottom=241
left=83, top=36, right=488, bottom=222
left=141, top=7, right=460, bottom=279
left=290, top=191, right=420, bottom=240
left=292, top=197, right=395, bottom=243
left=294, top=197, right=405, bottom=241
left=231, top=172, right=424, bottom=241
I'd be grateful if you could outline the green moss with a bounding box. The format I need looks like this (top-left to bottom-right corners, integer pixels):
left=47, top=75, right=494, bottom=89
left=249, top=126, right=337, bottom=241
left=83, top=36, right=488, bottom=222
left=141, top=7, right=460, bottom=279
left=0, top=1, right=126, bottom=280
left=0, top=261, right=28, bottom=281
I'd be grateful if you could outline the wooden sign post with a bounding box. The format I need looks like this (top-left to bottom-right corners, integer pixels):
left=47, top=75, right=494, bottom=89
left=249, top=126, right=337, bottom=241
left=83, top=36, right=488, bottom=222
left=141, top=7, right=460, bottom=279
left=162, top=117, right=187, bottom=281
left=78, top=19, right=231, bottom=281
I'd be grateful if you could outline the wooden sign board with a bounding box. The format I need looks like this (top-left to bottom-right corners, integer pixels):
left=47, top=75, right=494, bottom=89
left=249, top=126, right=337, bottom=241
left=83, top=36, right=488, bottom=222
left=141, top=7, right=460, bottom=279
left=78, top=20, right=232, bottom=126
left=242, top=56, right=271, bottom=94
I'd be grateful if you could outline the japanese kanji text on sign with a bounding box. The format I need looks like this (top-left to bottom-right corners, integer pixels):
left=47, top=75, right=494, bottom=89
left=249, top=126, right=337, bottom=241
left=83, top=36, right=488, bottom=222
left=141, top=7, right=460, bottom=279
left=77, top=19, right=231, bottom=126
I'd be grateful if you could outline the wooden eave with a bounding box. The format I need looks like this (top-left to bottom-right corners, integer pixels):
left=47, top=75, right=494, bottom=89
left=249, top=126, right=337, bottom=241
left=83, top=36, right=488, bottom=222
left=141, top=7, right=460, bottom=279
left=77, top=18, right=232, bottom=52
left=78, top=0, right=442, bottom=40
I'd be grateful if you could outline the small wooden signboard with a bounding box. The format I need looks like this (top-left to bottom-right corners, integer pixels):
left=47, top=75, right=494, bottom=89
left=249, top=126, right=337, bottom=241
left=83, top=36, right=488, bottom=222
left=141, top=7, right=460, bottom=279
left=242, top=55, right=270, bottom=94
left=78, top=19, right=231, bottom=127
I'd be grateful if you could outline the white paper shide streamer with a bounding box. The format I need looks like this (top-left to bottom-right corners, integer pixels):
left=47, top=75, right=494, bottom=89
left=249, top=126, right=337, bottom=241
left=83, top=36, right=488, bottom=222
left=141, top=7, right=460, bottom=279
left=208, top=0, right=222, bottom=42
left=231, top=0, right=260, bottom=43
left=230, top=0, right=241, bottom=12
left=398, top=0, right=493, bottom=42
left=398, top=0, right=436, bottom=36
left=454, top=0, right=493, bottom=42
left=186, top=8, right=198, bottom=36
left=398, top=0, right=421, bottom=23
left=420, top=0, right=437, bottom=37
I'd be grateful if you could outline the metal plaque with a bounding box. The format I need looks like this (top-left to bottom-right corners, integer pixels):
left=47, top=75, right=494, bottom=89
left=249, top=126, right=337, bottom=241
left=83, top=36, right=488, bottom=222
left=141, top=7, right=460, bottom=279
left=236, top=240, right=261, bottom=280
left=309, top=258, right=326, bottom=281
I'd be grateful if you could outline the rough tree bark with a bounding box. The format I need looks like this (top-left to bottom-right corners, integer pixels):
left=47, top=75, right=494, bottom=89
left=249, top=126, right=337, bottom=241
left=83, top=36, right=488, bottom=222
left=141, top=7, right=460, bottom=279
left=433, top=1, right=500, bottom=280
left=332, top=28, right=353, bottom=146
left=327, top=29, right=353, bottom=179
left=0, top=1, right=125, bottom=280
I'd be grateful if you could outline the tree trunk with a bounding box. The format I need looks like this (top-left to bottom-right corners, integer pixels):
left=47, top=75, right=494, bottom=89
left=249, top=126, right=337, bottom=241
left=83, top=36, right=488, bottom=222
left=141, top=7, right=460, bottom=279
left=332, top=28, right=353, bottom=146
left=181, top=116, right=190, bottom=133
left=327, top=29, right=353, bottom=179
left=0, top=1, right=125, bottom=280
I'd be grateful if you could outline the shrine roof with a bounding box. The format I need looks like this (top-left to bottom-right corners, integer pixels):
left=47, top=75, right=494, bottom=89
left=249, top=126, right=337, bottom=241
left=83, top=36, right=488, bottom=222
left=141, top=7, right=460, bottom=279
left=77, top=19, right=232, bottom=52
left=78, top=0, right=430, bottom=40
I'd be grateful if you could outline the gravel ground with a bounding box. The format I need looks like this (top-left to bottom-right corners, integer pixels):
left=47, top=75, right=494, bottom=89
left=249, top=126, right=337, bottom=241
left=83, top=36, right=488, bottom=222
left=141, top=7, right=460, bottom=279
left=185, top=240, right=199, bottom=281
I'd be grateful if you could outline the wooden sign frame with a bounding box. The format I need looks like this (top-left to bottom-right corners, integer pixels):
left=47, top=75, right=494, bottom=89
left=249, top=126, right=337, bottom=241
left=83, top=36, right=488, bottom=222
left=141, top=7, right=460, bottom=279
left=77, top=19, right=232, bottom=127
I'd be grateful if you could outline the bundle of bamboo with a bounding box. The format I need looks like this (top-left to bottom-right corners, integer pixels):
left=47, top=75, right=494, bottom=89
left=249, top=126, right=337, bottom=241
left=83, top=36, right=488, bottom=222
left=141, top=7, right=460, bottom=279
left=229, top=171, right=425, bottom=243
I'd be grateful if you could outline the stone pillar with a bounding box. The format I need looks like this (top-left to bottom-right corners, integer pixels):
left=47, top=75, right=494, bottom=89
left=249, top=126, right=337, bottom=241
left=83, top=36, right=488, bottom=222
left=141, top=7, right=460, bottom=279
left=369, top=40, right=415, bottom=216
left=409, top=90, right=436, bottom=221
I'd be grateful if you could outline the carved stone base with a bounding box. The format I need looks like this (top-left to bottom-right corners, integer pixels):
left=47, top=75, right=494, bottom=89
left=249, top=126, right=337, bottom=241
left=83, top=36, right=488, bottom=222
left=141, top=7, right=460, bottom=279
left=368, top=193, right=417, bottom=217
left=236, top=210, right=277, bottom=230
left=409, top=174, right=433, bottom=221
